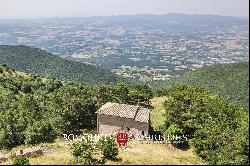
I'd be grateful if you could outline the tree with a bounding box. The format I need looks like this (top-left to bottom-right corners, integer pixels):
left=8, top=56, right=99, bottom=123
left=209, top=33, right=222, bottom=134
left=113, top=82, right=130, bottom=103
left=24, top=121, right=56, bottom=144
left=128, top=84, right=153, bottom=108
left=47, top=85, right=97, bottom=134
left=162, top=84, right=211, bottom=138
left=0, top=109, right=24, bottom=149
left=161, top=84, right=249, bottom=165
left=191, top=102, right=249, bottom=165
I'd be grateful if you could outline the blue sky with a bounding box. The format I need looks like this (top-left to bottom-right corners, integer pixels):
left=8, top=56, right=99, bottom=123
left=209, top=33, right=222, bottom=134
left=0, top=0, right=248, bottom=19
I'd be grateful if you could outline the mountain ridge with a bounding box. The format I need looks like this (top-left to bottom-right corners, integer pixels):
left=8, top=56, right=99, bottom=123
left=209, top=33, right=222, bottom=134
left=154, top=62, right=249, bottom=107
left=0, top=45, right=122, bottom=84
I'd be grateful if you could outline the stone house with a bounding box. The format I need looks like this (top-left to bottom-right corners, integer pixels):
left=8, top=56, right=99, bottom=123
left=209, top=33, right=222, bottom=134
left=96, top=102, right=151, bottom=137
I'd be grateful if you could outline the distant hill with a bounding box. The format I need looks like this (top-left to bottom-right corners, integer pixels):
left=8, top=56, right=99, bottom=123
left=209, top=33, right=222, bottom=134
left=153, top=62, right=249, bottom=107
left=0, top=45, right=124, bottom=84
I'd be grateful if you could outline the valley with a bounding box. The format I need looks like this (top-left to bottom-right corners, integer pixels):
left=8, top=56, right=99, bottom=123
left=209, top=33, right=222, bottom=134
left=0, top=14, right=248, bottom=81
left=0, top=13, right=249, bottom=165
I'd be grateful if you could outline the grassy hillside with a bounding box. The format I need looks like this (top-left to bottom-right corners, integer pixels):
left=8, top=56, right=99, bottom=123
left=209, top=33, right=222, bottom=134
left=153, top=62, right=249, bottom=107
left=1, top=97, right=203, bottom=165
left=0, top=139, right=203, bottom=165
left=150, top=97, right=166, bottom=131
left=0, top=45, right=121, bottom=84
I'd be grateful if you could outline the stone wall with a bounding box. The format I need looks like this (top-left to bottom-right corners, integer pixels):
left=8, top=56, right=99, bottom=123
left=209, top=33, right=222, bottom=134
left=97, top=114, right=149, bottom=137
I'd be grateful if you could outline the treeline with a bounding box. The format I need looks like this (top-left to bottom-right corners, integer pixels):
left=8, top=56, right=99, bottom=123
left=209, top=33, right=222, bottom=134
left=160, top=84, right=249, bottom=165
left=153, top=62, right=249, bottom=107
left=0, top=64, right=153, bottom=149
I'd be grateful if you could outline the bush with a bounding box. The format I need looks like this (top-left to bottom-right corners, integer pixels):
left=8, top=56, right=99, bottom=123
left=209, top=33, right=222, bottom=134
left=98, top=137, right=118, bottom=161
left=70, top=141, right=94, bottom=165
left=12, top=156, right=30, bottom=165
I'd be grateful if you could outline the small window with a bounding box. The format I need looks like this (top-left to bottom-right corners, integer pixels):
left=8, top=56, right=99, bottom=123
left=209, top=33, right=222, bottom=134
left=142, top=131, right=145, bottom=136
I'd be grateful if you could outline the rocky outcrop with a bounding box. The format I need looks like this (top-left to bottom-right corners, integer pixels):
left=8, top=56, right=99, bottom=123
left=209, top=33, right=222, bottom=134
left=16, top=147, right=44, bottom=157
left=0, top=154, right=8, bottom=163
left=0, top=146, right=54, bottom=163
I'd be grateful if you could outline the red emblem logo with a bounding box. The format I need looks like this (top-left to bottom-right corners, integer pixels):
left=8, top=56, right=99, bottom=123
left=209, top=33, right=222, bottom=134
left=112, top=130, right=132, bottom=148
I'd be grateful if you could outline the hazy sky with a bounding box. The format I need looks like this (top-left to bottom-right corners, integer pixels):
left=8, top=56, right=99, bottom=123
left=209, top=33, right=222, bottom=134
left=0, top=0, right=249, bottom=19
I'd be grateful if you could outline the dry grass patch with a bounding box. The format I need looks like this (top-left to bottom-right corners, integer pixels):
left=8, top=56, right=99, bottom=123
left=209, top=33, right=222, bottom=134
left=0, top=139, right=74, bottom=165
left=107, top=140, right=203, bottom=165
left=150, top=97, right=166, bottom=130
left=28, top=151, right=73, bottom=165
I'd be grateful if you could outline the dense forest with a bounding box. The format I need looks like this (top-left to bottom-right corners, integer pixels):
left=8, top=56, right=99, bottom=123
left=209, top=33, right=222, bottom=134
left=0, top=45, right=133, bottom=84
left=0, top=64, right=153, bottom=149
left=153, top=62, right=249, bottom=107
left=0, top=45, right=248, bottom=108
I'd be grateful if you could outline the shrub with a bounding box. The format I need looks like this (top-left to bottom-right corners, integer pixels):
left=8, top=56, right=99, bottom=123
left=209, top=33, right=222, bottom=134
left=98, top=137, right=118, bottom=161
left=70, top=141, right=94, bottom=165
left=12, top=156, right=30, bottom=165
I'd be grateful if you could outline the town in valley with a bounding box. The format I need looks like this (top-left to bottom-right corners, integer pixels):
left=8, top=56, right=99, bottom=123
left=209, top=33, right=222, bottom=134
left=0, top=14, right=248, bottom=81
